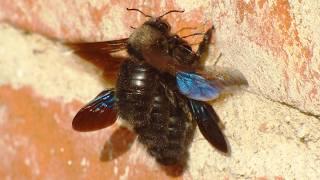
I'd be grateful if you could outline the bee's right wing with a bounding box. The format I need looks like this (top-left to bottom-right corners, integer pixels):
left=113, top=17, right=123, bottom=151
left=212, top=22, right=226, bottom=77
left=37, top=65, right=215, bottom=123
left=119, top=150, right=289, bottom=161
left=142, top=49, right=248, bottom=101
left=72, top=89, right=117, bottom=132
left=65, top=38, right=128, bottom=84
left=176, top=67, right=248, bottom=101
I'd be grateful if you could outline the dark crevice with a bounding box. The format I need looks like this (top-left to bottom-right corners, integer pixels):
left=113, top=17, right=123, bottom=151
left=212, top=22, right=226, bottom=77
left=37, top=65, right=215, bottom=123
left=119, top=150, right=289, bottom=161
left=244, top=90, right=320, bottom=120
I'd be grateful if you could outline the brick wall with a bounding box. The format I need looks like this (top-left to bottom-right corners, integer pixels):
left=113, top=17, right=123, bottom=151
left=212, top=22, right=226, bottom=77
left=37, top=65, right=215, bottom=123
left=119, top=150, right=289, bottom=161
left=0, top=0, right=319, bottom=179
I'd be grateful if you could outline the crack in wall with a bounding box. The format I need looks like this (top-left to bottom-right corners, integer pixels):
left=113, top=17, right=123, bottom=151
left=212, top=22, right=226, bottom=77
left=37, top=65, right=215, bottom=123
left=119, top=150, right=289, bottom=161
left=244, top=90, right=320, bottom=121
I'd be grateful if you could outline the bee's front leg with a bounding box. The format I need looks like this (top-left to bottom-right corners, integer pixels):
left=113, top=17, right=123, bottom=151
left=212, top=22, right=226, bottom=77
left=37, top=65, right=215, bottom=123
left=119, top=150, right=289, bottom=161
left=196, top=25, right=214, bottom=59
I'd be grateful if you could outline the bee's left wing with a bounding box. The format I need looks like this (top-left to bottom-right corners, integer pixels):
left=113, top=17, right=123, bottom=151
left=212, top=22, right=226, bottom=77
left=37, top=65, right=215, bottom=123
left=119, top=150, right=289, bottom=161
left=176, top=67, right=248, bottom=101
left=65, top=38, right=128, bottom=84
left=66, top=38, right=128, bottom=54
left=72, top=89, right=117, bottom=132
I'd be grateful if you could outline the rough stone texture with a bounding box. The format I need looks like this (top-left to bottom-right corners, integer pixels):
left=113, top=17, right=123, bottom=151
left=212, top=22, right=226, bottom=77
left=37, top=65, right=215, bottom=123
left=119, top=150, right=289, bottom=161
left=0, top=0, right=319, bottom=179
left=0, top=24, right=191, bottom=179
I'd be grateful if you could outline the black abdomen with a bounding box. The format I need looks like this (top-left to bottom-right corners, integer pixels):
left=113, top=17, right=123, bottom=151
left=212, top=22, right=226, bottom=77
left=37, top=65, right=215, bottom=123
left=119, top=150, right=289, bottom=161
left=116, top=60, right=195, bottom=165
left=116, top=60, right=157, bottom=128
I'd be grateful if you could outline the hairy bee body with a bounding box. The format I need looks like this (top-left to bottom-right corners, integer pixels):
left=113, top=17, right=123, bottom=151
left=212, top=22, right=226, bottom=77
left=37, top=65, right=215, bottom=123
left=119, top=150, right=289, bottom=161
left=116, top=60, right=195, bottom=165
left=115, top=18, right=203, bottom=165
left=70, top=9, right=247, bottom=168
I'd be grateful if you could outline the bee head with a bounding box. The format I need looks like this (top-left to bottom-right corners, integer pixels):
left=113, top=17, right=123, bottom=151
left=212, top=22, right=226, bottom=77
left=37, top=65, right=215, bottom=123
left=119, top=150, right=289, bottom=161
left=144, top=18, right=171, bottom=34
left=127, top=8, right=184, bottom=34
left=126, top=8, right=185, bottom=62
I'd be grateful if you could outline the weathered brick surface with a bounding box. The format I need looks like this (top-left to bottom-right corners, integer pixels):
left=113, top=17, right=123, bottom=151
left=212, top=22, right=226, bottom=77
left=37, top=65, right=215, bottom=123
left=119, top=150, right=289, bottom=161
left=0, top=0, right=319, bottom=179
left=1, top=0, right=318, bottom=115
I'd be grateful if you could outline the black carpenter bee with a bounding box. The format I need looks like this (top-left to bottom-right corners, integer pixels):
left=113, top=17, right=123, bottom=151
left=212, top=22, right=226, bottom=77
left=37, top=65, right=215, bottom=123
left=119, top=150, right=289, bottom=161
left=67, top=8, right=248, bottom=166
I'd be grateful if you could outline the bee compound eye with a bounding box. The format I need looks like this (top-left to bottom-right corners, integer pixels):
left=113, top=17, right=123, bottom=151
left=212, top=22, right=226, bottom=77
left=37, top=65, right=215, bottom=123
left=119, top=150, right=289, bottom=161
left=156, top=22, right=169, bottom=33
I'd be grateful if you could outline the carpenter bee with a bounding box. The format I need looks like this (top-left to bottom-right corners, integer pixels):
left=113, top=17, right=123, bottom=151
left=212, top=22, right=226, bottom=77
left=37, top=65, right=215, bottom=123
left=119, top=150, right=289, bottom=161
left=67, top=8, right=248, bottom=166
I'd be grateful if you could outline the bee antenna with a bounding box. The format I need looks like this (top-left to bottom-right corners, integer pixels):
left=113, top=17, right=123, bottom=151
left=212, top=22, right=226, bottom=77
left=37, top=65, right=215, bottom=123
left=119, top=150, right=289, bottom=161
left=126, top=8, right=152, bottom=18
left=181, top=32, right=204, bottom=39
left=159, top=10, right=184, bottom=18
left=176, top=26, right=198, bottom=34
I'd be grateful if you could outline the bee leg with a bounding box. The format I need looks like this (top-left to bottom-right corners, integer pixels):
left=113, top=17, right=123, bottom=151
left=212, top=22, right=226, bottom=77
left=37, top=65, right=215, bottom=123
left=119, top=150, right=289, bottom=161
left=213, top=52, right=222, bottom=66
left=196, top=25, right=214, bottom=59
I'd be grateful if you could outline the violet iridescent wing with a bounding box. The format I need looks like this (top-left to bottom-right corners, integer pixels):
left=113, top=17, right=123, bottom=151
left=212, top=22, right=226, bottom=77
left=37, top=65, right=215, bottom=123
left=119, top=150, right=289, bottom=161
left=176, top=72, right=220, bottom=101
left=66, top=39, right=128, bottom=84
left=176, top=67, right=248, bottom=101
left=188, top=99, right=228, bottom=153
left=142, top=49, right=248, bottom=101
left=66, top=38, right=128, bottom=53
left=72, top=89, right=117, bottom=132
